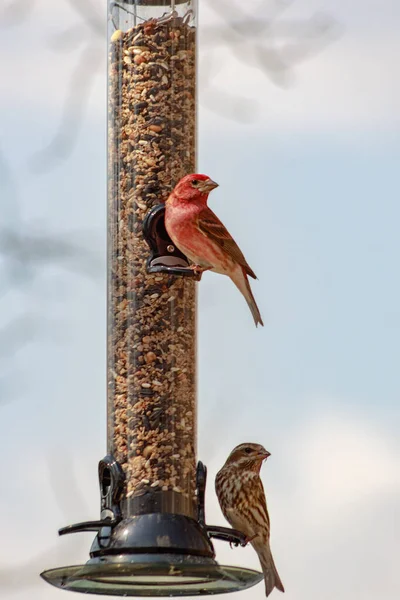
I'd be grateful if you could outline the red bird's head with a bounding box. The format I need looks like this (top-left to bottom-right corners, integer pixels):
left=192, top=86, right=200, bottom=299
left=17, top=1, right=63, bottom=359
left=172, top=174, right=219, bottom=203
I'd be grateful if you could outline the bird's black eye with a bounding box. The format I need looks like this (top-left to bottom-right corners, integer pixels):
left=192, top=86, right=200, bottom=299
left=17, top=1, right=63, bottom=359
left=244, top=447, right=253, bottom=455
left=192, top=179, right=198, bottom=186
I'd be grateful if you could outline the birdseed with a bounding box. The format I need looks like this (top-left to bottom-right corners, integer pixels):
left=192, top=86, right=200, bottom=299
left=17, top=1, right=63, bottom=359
left=108, top=15, right=197, bottom=517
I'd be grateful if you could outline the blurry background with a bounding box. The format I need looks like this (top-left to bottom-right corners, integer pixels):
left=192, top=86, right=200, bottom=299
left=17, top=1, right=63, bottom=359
left=1, top=1, right=399, bottom=599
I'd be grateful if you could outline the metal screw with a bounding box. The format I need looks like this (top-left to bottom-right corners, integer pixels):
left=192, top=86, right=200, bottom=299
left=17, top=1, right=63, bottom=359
left=167, top=245, right=175, bottom=253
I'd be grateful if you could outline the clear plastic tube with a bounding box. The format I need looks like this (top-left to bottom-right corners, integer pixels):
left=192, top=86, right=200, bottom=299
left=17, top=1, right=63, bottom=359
left=107, top=0, right=197, bottom=518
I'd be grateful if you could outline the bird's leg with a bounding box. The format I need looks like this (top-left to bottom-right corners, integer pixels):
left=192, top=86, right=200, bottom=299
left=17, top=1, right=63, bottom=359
left=189, top=265, right=211, bottom=281
left=240, top=534, right=257, bottom=547
left=229, top=534, right=256, bottom=549
left=189, top=264, right=211, bottom=274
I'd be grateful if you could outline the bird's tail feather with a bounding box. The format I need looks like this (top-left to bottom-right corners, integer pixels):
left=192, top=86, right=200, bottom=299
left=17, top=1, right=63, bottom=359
left=232, top=266, right=264, bottom=327
left=254, top=541, right=284, bottom=597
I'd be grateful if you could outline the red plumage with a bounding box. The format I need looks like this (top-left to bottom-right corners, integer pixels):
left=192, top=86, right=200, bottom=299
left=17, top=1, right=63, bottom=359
left=164, top=174, right=263, bottom=327
left=215, top=443, right=284, bottom=597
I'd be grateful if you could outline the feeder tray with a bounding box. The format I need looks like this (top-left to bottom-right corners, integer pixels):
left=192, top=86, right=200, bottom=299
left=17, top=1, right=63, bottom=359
left=42, top=564, right=262, bottom=596
left=41, top=461, right=263, bottom=596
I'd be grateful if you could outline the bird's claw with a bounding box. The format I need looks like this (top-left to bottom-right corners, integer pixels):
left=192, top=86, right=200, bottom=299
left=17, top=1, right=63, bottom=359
left=189, top=265, right=211, bottom=281
left=240, top=534, right=256, bottom=547
left=189, top=264, right=208, bottom=273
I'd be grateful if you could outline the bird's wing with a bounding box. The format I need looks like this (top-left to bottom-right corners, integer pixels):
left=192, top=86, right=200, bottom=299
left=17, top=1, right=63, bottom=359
left=253, top=479, right=270, bottom=537
left=197, top=207, right=257, bottom=279
left=223, top=481, right=270, bottom=541
left=224, top=507, right=254, bottom=538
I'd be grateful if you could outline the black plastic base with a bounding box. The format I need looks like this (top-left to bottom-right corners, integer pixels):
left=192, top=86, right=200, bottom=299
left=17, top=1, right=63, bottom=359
left=90, top=514, right=215, bottom=561
left=41, top=459, right=264, bottom=595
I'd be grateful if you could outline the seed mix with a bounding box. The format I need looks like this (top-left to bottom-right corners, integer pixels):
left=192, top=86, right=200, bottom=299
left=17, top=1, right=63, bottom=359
left=108, top=15, right=197, bottom=515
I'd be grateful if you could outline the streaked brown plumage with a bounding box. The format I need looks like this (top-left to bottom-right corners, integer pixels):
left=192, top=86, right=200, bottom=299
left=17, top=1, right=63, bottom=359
left=215, top=443, right=284, bottom=597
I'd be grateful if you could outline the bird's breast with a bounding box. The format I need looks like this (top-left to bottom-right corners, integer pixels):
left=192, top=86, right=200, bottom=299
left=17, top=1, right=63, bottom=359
left=165, top=202, right=199, bottom=244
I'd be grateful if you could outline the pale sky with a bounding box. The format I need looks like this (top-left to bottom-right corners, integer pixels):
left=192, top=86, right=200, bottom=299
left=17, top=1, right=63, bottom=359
left=0, top=1, right=399, bottom=599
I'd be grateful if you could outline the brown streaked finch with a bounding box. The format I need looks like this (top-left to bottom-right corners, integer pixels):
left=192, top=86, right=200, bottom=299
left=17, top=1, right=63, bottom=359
left=164, top=174, right=264, bottom=327
left=215, top=443, right=284, bottom=597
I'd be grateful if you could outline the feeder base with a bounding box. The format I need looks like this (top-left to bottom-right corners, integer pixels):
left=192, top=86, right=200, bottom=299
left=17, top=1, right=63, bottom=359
left=41, top=463, right=264, bottom=595
left=40, top=560, right=263, bottom=596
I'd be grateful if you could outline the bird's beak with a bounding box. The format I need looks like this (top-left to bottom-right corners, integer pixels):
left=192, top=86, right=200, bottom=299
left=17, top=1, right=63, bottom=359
left=259, top=450, right=271, bottom=460
left=197, top=179, right=219, bottom=193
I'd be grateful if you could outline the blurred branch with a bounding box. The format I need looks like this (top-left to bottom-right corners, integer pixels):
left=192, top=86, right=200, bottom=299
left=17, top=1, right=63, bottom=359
left=0, top=0, right=36, bottom=29
left=25, top=0, right=341, bottom=161
left=0, top=0, right=341, bottom=401
left=0, top=227, right=103, bottom=285
left=29, top=44, right=102, bottom=171
left=0, top=147, right=102, bottom=404
left=0, top=225, right=102, bottom=404
left=48, top=24, right=88, bottom=53
left=67, top=0, right=104, bottom=35
left=199, top=52, right=260, bottom=123
left=202, top=0, right=341, bottom=107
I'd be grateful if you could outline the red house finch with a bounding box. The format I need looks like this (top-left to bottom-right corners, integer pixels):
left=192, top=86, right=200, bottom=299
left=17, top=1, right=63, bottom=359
left=164, top=174, right=264, bottom=326
left=215, top=443, right=284, bottom=597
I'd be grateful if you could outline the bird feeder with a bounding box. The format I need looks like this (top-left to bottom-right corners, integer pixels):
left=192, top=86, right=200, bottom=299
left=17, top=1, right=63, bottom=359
left=41, top=0, right=263, bottom=595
